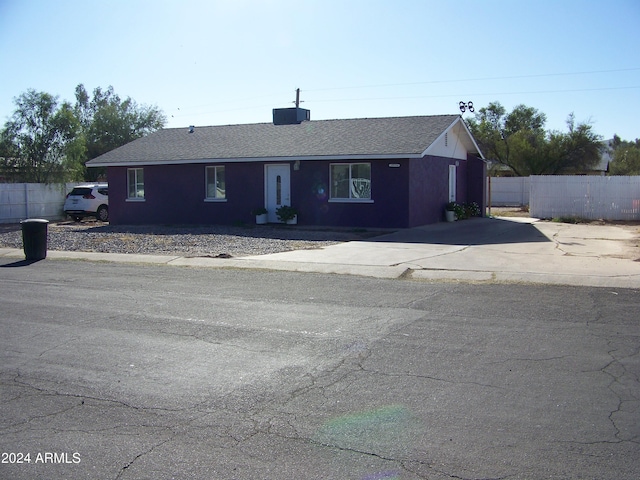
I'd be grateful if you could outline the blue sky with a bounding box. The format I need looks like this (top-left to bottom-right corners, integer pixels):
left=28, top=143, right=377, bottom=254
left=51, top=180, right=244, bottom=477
left=1, top=0, right=639, bottom=140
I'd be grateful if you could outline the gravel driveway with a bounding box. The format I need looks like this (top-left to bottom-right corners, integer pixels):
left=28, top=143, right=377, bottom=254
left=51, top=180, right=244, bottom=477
left=0, top=221, right=384, bottom=258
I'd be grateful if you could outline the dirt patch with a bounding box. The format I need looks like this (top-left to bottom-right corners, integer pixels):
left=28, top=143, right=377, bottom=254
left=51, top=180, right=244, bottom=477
left=608, top=225, right=640, bottom=261
left=489, top=207, right=640, bottom=262
left=489, top=206, right=531, bottom=217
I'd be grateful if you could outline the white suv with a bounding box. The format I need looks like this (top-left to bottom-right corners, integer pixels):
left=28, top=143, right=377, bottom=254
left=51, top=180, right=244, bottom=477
left=64, top=184, right=109, bottom=222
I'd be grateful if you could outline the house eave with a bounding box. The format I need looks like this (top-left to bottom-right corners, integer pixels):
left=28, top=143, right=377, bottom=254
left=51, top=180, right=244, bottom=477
left=88, top=153, right=423, bottom=168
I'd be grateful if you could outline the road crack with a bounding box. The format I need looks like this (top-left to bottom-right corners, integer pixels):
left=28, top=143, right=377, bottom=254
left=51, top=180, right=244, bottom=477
left=600, top=340, right=640, bottom=444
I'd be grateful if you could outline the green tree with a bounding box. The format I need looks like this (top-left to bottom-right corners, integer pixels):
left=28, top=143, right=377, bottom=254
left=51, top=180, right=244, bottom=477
left=466, top=101, right=602, bottom=175
left=74, top=84, right=166, bottom=179
left=544, top=114, right=602, bottom=174
left=466, top=102, right=547, bottom=176
left=609, top=135, right=640, bottom=175
left=0, top=90, right=85, bottom=183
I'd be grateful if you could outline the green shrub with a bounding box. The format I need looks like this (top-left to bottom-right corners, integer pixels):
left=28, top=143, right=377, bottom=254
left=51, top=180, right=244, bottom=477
left=453, top=203, right=467, bottom=219
left=464, top=202, right=481, bottom=217
left=276, top=205, right=298, bottom=222
left=552, top=216, right=585, bottom=224
left=446, top=201, right=481, bottom=220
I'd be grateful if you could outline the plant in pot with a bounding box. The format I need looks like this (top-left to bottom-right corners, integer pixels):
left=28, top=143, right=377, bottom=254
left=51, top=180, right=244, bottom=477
left=445, top=202, right=457, bottom=222
left=252, top=207, right=268, bottom=224
left=275, top=205, right=298, bottom=225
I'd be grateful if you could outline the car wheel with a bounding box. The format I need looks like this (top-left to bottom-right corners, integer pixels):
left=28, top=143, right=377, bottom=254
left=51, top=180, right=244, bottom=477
left=97, top=205, right=109, bottom=222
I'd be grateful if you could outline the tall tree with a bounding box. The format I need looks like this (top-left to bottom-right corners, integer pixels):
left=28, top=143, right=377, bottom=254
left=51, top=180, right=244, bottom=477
left=466, top=101, right=602, bottom=175
left=0, top=90, right=85, bottom=183
left=75, top=84, right=166, bottom=161
left=465, top=102, right=547, bottom=176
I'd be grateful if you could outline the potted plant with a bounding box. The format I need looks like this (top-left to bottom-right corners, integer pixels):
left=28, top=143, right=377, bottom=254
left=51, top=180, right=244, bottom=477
left=252, top=207, right=268, bottom=224
left=445, top=202, right=457, bottom=222
left=276, top=205, right=298, bottom=225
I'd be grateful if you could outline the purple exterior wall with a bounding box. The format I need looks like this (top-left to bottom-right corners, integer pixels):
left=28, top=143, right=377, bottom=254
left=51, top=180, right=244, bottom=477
left=407, top=154, right=486, bottom=226
left=108, top=163, right=265, bottom=225
left=408, top=155, right=460, bottom=226
left=291, top=159, right=409, bottom=228
left=107, top=154, right=484, bottom=228
left=466, top=153, right=487, bottom=212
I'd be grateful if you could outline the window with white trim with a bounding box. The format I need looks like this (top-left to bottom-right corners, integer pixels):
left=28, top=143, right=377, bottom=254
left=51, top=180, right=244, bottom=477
left=448, top=165, right=457, bottom=202
left=330, top=163, right=371, bottom=200
left=206, top=166, right=226, bottom=200
left=127, top=168, right=144, bottom=199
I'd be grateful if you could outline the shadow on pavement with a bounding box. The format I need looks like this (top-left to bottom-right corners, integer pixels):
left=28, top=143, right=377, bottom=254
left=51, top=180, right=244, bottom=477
left=1, top=258, right=44, bottom=268
left=369, top=217, right=551, bottom=246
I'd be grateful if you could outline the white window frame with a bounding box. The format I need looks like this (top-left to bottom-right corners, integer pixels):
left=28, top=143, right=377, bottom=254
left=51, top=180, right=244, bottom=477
left=448, top=165, right=457, bottom=202
left=329, top=162, right=373, bottom=203
left=205, top=165, right=227, bottom=202
left=126, top=168, right=145, bottom=201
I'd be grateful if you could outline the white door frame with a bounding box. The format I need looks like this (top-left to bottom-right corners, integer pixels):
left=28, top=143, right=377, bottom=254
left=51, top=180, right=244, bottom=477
left=264, top=164, right=291, bottom=223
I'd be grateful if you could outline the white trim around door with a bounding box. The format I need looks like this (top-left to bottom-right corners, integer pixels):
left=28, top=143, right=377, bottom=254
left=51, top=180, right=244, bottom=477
left=265, top=164, right=291, bottom=223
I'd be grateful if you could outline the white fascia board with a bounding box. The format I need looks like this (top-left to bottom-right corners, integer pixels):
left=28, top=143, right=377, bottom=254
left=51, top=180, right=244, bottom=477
left=88, top=153, right=420, bottom=168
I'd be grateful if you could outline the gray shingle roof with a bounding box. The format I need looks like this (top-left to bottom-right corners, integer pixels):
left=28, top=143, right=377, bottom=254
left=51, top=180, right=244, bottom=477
left=87, top=115, right=463, bottom=166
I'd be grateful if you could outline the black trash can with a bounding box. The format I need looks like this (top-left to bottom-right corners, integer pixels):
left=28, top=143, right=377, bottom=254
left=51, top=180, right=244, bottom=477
left=21, top=219, right=49, bottom=260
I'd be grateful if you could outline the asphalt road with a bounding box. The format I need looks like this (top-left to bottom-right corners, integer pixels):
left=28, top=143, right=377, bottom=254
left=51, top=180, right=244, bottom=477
left=1, top=259, right=638, bottom=479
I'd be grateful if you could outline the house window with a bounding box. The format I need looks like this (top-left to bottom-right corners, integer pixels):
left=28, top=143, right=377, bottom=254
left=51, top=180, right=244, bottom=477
left=127, top=168, right=144, bottom=200
left=276, top=175, right=282, bottom=205
left=448, top=165, right=457, bottom=202
left=330, top=163, right=372, bottom=201
left=206, top=166, right=226, bottom=200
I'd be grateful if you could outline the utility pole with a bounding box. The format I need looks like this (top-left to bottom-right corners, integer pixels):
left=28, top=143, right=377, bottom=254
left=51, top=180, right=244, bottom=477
left=295, top=88, right=301, bottom=108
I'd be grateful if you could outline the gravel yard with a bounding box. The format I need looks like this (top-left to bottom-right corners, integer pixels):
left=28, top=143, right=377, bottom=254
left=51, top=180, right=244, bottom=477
left=0, top=221, right=384, bottom=258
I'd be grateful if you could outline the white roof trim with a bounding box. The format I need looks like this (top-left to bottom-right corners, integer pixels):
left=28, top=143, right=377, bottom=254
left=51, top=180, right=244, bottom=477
left=456, top=116, right=485, bottom=159
left=88, top=153, right=424, bottom=167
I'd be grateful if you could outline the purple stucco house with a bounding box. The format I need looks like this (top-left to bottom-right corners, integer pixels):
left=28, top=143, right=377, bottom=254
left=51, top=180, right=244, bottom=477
left=87, top=109, right=485, bottom=228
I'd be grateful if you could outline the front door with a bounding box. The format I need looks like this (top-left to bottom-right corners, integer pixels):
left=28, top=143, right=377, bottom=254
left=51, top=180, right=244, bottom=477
left=265, top=164, right=291, bottom=223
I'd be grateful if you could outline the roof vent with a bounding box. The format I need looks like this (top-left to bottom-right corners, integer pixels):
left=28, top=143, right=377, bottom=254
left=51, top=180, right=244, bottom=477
left=188, top=125, right=195, bottom=133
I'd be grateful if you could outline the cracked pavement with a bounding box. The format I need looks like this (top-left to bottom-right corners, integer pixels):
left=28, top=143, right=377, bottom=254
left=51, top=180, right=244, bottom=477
left=1, top=260, right=638, bottom=479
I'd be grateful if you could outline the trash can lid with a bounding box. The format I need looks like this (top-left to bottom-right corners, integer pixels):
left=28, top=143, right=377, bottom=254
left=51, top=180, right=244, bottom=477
left=21, top=218, right=50, bottom=224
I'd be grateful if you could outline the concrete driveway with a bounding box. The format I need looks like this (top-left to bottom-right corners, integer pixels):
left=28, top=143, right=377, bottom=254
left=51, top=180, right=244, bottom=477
left=233, top=217, right=640, bottom=287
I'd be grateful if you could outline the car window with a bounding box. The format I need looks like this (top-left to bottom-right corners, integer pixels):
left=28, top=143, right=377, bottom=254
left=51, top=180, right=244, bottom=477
left=97, top=188, right=108, bottom=196
left=69, top=188, right=92, bottom=196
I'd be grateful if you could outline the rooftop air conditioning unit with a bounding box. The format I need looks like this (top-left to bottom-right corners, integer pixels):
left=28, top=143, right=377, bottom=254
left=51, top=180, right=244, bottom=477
left=272, top=107, right=310, bottom=125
